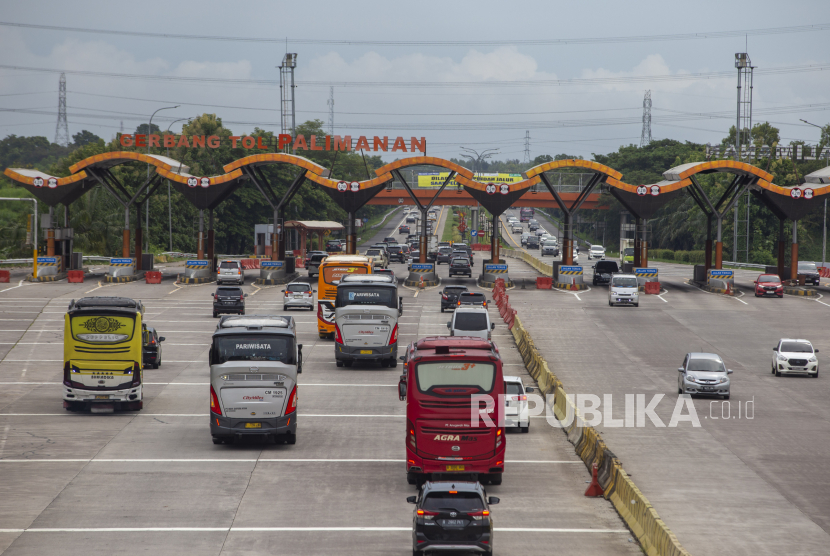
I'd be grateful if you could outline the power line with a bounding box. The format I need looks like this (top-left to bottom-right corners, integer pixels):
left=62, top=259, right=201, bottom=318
left=2, top=21, right=829, bottom=47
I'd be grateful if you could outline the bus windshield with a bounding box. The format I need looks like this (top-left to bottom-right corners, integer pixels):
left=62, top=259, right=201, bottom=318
left=70, top=314, right=136, bottom=344
left=322, top=265, right=369, bottom=284
left=416, top=362, right=495, bottom=394
left=336, top=287, right=397, bottom=309
left=211, top=335, right=295, bottom=364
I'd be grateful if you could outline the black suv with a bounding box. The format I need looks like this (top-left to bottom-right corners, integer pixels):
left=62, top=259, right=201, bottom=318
left=440, top=285, right=468, bottom=312
left=384, top=236, right=397, bottom=244
left=449, top=257, right=472, bottom=277
left=436, top=246, right=454, bottom=265
left=592, top=260, right=619, bottom=285
left=142, top=326, right=165, bottom=369
left=326, top=240, right=343, bottom=253
left=399, top=225, right=411, bottom=234
left=388, top=244, right=406, bottom=263
left=212, top=286, right=248, bottom=318
left=407, top=481, right=498, bottom=556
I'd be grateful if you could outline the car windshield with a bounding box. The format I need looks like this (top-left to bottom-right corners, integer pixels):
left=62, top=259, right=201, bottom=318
left=211, top=334, right=294, bottom=364
left=416, top=362, right=495, bottom=393
left=798, top=262, right=818, bottom=271
left=439, top=247, right=452, bottom=253
left=460, top=294, right=485, bottom=303
left=624, top=248, right=634, bottom=256
left=504, top=383, right=522, bottom=396
left=758, top=275, right=780, bottom=282
left=286, top=284, right=310, bottom=292
left=452, top=259, right=469, bottom=265
left=445, top=287, right=466, bottom=294
left=454, top=312, right=488, bottom=331
left=422, top=492, right=485, bottom=512
left=611, top=277, right=637, bottom=288
left=311, top=254, right=327, bottom=262
left=596, top=262, right=618, bottom=272
left=591, top=246, right=603, bottom=251
left=219, top=261, right=239, bottom=269
left=544, top=241, right=557, bottom=246
left=687, top=358, right=725, bottom=372
left=217, top=288, right=242, bottom=296
left=780, top=342, right=814, bottom=353
left=366, top=250, right=380, bottom=256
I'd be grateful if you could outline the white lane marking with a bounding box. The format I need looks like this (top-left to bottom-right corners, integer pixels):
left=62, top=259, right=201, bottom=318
left=0, top=526, right=627, bottom=533
left=0, top=458, right=578, bottom=463
left=0, top=424, right=9, bottom=457
left=656, top=289, right=669, bottom=303
left=812, top=293, right=830, bottom=308
left=0, top=280, right=26, bottom=293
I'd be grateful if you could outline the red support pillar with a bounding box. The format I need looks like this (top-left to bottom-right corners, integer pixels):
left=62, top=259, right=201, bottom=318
left=122, top=230, right=130, bottom=258
left=714, top=242, right=723, bottom=269
left=641, top=240, right=648, bottom=268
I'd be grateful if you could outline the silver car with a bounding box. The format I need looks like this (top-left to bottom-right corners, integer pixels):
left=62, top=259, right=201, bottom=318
left=678, top=352, right=732, bottom=399
left=282, top=281, right=315, bottom=311
left=217, top=260, right=244, bottom=285
left=503, top=376, right=534, bottom=432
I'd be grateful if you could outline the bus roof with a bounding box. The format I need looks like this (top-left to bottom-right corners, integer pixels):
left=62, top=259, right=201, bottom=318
left=412, top=336, right=498, bottom=358
left=68, top=296, right=143, bottom=314
left=339, top=274, right=395, bottom=285
left=320, top=255, right=371, bottom=264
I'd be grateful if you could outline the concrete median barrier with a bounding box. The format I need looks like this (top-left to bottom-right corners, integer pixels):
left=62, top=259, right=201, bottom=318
left=145, top=271, right=163, bottom=284
left=67, top=270, right=84, bottom=283
left=405, top=262, right=438, bottom=287
left=506, top=311, right=691, bottom=556
left=0, top=270, right=9, bottom=283
left=178, top=260, right=212, bottom=284
left=256, top=261, right=298, bottom=285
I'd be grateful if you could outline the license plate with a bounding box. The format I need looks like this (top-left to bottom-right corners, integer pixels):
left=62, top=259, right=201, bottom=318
left=95, top=395, right=110, bottom=400
left=360, top=350, right=372, bottom=354
left=439, top=519, right=467, bottom=528
left=445, top=465, right=465, bottom=471
left=244, top=423, right=262, bottom=429
left=703, top=387, right=715, bottom=391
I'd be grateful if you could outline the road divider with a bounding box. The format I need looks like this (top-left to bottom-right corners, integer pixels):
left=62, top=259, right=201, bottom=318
left=494, top=284, right=690, bottom=556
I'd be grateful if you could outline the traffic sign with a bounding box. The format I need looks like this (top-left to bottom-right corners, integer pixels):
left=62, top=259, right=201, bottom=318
left=471, top=230, right=478, bottom=237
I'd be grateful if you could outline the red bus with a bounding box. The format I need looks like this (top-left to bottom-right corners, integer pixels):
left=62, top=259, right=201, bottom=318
left=398, top=336, right=505, bottom=486
left=520, top=207, right=534, bottom=222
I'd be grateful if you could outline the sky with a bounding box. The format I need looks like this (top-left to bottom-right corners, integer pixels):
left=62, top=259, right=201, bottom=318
left=1, top=0, right=829, bottom=163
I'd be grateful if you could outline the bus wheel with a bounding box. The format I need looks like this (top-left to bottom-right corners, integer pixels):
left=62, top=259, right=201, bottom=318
left=343, top=361, right=353, bottom=368
left=406, top=472, right=417, bottom=485
left=336, top=361, right=344, bottom=368
left=487, top=474, right=503, bottom=486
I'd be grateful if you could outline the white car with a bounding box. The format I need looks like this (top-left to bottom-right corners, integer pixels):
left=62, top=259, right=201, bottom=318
left=511, top=223, right=523, bottom=233
left=503, top=376, right=534, bottom=433
left=608, top=273, right=639, bottom=307
left=216, top=260, right=244, bottom=285
left=772, top=338, right=819, bottom=377
left=572, top=248, right=579, bottom=263
left=446, top=306, right=494, bottom=340
left=588, top=245, right=606, bottom=260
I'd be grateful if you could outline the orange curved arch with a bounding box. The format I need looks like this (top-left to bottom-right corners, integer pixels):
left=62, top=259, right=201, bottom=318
left=524, top=159, right=623, bottom=181
left=222, top=153, right=329, bottom=175
left=374, top=157, right=474, bottom=179
left=606, top=177, right=693, bottom=195
left=305, top=172, right=393, bottom=190
left=455, top=174, right=541, bottom=193
left=156, top=167, right=243, bottom=186
left=68, top=151, right=179, bottom=174
left=3, top=168, right=89, bottom=187
left=665, top=160, right=774, bottom=182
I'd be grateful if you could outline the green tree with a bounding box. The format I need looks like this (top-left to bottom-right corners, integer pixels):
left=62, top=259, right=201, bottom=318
left=72, top=130, right=102, bottom=147
left=751, top=122, right=780, bottom=147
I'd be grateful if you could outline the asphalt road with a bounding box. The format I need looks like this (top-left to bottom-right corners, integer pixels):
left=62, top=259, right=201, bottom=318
left=0, top=210, right=639, bottom=555
left=492, top=208, right=830, bottom=555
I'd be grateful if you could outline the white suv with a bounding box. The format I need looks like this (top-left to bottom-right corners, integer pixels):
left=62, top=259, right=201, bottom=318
left=217, top=260, right=244, bottom=285
left=609, top=274, right=639, bottom=307
left=503, top=376, right=534, bottom=433
left=588, top=245, right=606, bottom=260
left=446, top=306, right=494, bottom=340
left=772, top=338, right=819, bottom=377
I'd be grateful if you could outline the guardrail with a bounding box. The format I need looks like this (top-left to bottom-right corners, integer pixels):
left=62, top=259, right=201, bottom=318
left=498, top=296, right=691, bottom=556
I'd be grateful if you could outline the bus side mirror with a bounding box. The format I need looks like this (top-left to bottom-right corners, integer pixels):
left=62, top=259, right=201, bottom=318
left=491, top=323, right=495, bottom=330
left=159, top=337, right=165, bottom=342
left=488, top=497, right=500, bottom=505
left=398, top=381, right=406, bottom=401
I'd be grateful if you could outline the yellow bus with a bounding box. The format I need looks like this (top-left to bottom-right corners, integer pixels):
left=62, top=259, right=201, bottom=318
left=63, top=297, right=145, bottom=412
left=317, top=255, right=373, bottom=338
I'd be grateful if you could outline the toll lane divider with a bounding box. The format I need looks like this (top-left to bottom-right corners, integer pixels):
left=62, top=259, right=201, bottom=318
left=506, top=310, right=691, bottom=556
left=503, top=248, right=553, bottom=276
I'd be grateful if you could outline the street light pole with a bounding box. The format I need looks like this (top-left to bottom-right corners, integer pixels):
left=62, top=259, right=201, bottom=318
left=165, top=117, right=188, bottom=253
left=146, top=105, right=179, bottom=253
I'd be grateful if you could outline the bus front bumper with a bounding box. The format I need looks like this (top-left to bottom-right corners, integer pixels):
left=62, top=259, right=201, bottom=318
left=63, top=385, right=142, bottom=403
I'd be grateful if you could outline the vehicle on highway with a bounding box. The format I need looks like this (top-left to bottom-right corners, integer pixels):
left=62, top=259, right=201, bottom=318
left=503, top=376, right=533, bottom=432
left=608, top=274, right=639, bottom=307
left=528, top=220, right=539, bottom=232
left=436, top=246, right=454, bottom=265
left=217, top=260, right=245, bottom=285
left=541, top=240, right=559, bottom=257
left=527, top=235, right=540, bottom=249
left=305, top=251, right=328, bottom=277
left=317, top=255, right=372, bottom=339
left=678, top=352, right=732, bottom=398
left=458, top=292, right=487, bottom=308
left=535, top=228, right=547, bottom=237
left=447, top=306, right=494, bottom=340
left=521, top=232, right=530, bottom=246
left=334, top=274, right=401, bottom=368
left=326, top=239, right=344, bottom=253
left=592, top=260, right=619, bottom=285
left=427, top=236, right=440, bottom=262
left=387, top=244, right=406, bottom=264
left=213, top=286, right=248, bottom=318
left=282, top=281, right=315, bottom=311
left=63, top=297, right=147, bottom=412
left=209, top=315, right=301, bottom=445
left=406, top=215, right=416, bottom=223
left=511, top=222, right=523, bottom=233
left=539, top=234, right=554, bottom=243
left=573, top=248, right=579, bottom=263
left=753, top=274, right=783, bottom=297
left=520, top=207, right=534, bottom=222
left=622, top=247, right=634, bottom=265
left=400, top=243, right=411, bottom=258
left=142, top=326, right=165, bottom=369
left=797, top=261, right=821, bottom=285
left=438, top=241, right=452, bottom=249
left=772, top=339, right=819, bottom=377
left=398, top=337, right=505, bottom=485
left=440, top=285, right=468, bottom=312
left=365, top=248, right=387, bottom=269
left=384, top=236, right=398, bottom=244
left=449, top=256, right=472, bottom=277
left=407, top=480, right=498, bottom=555
left=409, top=248, right=421, bottom=263
left=588, top=245, right=606, bottom=260
left=400, top=225, right=411, bottom=234
left=452, top=243, right=474, bottom=263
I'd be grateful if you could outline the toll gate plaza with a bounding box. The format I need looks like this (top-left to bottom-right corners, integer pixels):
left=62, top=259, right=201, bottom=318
left=3, top=150, right=830, bottom=556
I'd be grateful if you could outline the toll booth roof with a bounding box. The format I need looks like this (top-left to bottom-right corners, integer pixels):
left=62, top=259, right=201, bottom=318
left=805, top=167, right=830, bottom=185
left=285, top=220, right=345, bottom=231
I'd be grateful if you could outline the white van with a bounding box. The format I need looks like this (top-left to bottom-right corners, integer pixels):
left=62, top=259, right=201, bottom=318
left=446, top=306, right=494, bottom=340
left=609, top=274, right=639, bottom=307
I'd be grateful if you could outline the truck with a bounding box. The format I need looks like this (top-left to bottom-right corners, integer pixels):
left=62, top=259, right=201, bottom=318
left=398, top=336, right=506, bottom=486
left=63, top=297, right=146, bottom=413
left=334, top=274, right=401, bottom=368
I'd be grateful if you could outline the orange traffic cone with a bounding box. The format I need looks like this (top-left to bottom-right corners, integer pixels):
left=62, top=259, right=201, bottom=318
left=571, top=282, right=578, bottom=291
left=584, top=463, right=603, bottom=497
left=725, top=282, right=732, bottom=296
left=419, top=275, right=425, bottom=289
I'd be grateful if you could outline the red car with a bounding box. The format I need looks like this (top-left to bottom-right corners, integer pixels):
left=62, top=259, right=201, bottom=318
left=754, top=274, right=783, bottom=298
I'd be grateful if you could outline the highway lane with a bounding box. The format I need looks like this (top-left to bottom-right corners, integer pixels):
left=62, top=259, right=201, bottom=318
left=0, top=221, right=638, bottom=555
